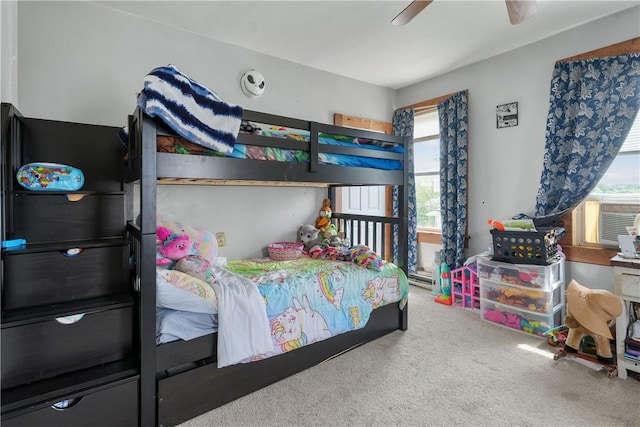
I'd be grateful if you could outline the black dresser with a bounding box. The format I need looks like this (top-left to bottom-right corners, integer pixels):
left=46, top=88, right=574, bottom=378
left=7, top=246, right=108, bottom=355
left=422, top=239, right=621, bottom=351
left=1, top=103, right=139, bottom=426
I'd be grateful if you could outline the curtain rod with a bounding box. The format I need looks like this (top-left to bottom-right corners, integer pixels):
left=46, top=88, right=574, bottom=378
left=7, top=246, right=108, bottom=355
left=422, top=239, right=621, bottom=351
left=401, top=89, right=467, bottom=111
left=557, top=37, right=640, bottom=63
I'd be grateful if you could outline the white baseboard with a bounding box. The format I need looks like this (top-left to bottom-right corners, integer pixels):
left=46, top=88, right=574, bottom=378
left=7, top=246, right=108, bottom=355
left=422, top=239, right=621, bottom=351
left=408, top=274, right=433, bottom=290
left=409, top=280, right=432, bottom=290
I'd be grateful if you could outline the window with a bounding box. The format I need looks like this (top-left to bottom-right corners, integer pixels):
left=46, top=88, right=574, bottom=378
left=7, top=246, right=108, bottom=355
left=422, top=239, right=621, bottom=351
left=414, top=109, right=441, bottom=231
left=573, top=112, right=640, bottom=247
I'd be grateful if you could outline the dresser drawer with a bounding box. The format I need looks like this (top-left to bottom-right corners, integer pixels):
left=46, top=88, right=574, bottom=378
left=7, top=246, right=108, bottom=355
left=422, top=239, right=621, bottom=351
left=3, top=243, right=129, bottom=310
left=2, top=378, right=138, bottom=427
left=11, top=193, right=125, bottom=243
left=615, top=273, right=640, bottom=299
left=1, top=307, right=133, bottom=389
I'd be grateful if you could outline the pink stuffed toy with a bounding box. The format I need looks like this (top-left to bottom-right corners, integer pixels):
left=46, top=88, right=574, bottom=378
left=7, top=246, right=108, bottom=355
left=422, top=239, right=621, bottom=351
left=156, top=226, right=199, bottom=269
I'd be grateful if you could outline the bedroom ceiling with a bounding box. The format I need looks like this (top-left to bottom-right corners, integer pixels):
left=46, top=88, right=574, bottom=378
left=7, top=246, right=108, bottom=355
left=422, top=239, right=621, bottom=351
left=97, top=1, right=638, bottom=89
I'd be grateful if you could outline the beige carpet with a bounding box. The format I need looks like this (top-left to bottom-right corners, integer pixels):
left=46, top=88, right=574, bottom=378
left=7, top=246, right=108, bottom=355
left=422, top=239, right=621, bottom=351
left=180, top=285, right=639, bottom=427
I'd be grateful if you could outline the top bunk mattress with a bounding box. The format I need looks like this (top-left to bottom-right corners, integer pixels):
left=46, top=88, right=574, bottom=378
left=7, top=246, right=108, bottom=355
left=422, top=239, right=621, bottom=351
left=126, top=64, right=407, bottom=186
left=157, top=119, right=404, bottom=171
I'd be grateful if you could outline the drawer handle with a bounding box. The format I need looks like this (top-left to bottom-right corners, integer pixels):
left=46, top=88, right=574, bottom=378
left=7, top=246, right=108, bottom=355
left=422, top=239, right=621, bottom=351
left=55, top=313, right=85, bottom=324
left=51, top=397, right=82, bottom=410
left=65, top=194, right=86, bottom=202
left=61, top=248, right=84, bottom=257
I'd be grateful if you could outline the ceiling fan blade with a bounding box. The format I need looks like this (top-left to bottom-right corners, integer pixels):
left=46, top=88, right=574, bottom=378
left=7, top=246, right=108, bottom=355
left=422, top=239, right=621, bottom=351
left=391, top=0, right=433, bottom=26
left=505, top=0, right=538, bottom=25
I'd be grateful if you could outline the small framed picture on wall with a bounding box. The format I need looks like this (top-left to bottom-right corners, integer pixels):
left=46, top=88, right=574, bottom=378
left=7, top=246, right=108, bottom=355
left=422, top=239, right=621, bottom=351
left=496, top=102, right=518, bottom=128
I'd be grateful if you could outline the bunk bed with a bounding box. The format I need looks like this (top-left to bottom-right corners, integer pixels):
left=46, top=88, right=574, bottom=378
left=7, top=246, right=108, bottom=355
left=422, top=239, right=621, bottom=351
left=125, top=94, right=410, bottom=426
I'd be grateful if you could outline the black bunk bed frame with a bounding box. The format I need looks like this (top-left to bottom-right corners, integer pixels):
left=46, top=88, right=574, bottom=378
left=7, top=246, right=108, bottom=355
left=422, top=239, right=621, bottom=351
left=125, top=107, right=410, bottom=427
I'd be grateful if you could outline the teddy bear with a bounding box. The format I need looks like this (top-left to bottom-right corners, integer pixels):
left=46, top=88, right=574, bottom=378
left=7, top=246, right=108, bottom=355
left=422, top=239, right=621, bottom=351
left=298, top=224, right=323, bottom=252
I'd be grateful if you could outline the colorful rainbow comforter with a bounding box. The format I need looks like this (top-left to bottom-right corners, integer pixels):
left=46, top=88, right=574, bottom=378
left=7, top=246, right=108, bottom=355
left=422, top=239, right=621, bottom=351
left=226, top=257, right=409, bottom=361
left=157, top=256, right=409, bottom=368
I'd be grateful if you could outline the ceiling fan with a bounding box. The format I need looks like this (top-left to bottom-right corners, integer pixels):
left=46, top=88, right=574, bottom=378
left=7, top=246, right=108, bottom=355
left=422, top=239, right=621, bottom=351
left=391, top=0, right=538, bottom=26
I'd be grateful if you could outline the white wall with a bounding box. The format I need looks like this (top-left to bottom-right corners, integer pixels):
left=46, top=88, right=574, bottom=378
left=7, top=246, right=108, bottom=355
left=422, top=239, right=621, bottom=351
left=8, top=2, right=640, bottom=278
left=16, top=1, right=394, bottom=126
left=0, top=1, right=18, bottom=105
left=128, top=184, right=322, bottom=260
left=12, top=1, right=395, bottom=259
left=397, top=7, right=640, bottom=291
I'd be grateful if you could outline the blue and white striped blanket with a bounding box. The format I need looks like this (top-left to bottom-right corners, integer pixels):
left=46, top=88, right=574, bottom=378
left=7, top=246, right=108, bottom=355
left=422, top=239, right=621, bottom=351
left=137, top=64, right=243, bottom=155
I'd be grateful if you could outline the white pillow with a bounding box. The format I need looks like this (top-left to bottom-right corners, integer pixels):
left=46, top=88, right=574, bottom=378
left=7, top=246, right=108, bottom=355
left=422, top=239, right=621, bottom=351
left=156, top=269, right=217, bottom=314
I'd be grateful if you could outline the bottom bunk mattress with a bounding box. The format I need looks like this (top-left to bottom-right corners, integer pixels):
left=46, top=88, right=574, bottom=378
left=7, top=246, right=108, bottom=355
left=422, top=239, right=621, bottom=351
left=156, top=255, right=409, bottom=367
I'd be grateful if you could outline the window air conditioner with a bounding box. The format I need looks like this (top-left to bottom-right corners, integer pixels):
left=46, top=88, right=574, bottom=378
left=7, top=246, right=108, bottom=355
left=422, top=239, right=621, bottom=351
left=598, top=203, right=638, bottom=246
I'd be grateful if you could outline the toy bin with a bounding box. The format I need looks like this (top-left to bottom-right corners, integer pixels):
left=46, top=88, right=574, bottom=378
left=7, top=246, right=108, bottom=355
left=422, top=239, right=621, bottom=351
left=480, top=278, right=564, bottom=315
left=490, top=227, right=564, bottom=265
left=476, top=256, right=564, bottom=292
left=481, top=298, right=564, bottom=338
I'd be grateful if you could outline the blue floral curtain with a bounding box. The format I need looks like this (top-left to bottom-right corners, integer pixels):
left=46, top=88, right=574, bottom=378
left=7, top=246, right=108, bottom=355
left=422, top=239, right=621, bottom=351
left=535, top=53, right=640, bottom=220
left=438, top=91, right=468, bottom=269
left=392, top=109, right=417, bottom=274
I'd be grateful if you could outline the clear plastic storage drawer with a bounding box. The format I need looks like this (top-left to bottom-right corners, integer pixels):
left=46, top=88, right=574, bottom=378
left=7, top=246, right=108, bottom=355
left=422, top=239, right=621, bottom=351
left=480, top=298, right=564, bottom=338
left=477, top=256, right=564, bottom=291
left=480, top=278, right=564, bottom=315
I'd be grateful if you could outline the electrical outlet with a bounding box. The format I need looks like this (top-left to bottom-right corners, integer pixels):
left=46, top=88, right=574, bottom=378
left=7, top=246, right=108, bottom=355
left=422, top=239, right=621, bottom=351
left=215, top=232, right=226, bottom=247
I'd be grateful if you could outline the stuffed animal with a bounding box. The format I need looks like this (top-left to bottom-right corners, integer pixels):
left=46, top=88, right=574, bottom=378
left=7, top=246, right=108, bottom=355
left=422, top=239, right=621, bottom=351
left=175, top=255, right=216, bottom=284
left=156, top=214, right=218, bottom=264
left=298, top=224, right=323, bottom=252
left=563, top=279, right=623, bottom=364
left=320, top=222, right=351, bottom=248
left=156, top=226, right=199, bottom=269
left=322, top=223, right=338, bottom=239
left=316, top=198, right=332, bottom=232
left=326, top=234, right=351, bottom=249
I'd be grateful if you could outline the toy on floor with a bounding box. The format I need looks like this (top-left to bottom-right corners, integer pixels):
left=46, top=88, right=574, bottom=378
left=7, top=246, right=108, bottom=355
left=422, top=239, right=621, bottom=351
left=434, top=262, right=452, bottom=305
left=544, top=325, right=568, bottom=346
left=562, top=279, right=622, bottom=364
left=552, top=280, right=622, bottom=377
left=451, top=264, right=480, bottom=310
left=553, top=346, right=618, bottom=378
left=431, top=254, right=442, bottom=296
